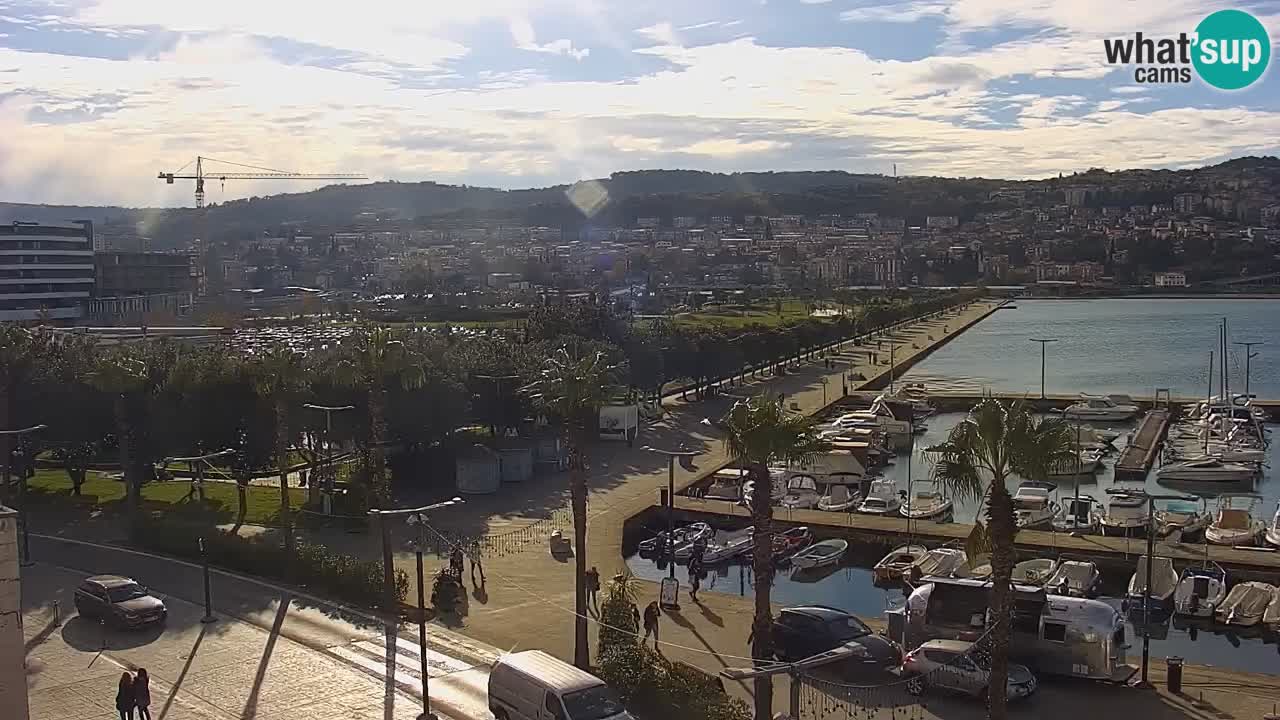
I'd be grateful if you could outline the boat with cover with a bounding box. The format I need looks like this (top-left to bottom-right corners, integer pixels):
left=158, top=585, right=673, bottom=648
left=900, top=481, right=953, bottom=521
left=1126, top=556, right=1179, bottom=609
left=909, top=547, right=967, bottom=580
left=1154, top=499, right=1210, bottom=539
left=857, top=479, right=902, bottom=516
left=779, top=474, right=821, bottom=509
left=1215, top=582, right=1275, bottom=627
left=1011, top=558, right=1059, bottom=587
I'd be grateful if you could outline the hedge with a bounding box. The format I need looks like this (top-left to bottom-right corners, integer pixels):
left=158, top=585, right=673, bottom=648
left=132, top=517, right=408, bottom=610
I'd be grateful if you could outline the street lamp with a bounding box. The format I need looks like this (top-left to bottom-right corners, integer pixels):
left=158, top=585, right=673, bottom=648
left=1104, top=487, right=1198, bottom=686
left=303, top=403, right=355, bottom=514
left=1, top=424, right=47, bottom=566
left=1231, top=341, right=1264, bottom=399
left=819, top=377, right=829, bottom=408
left=1029, top=338, right=1058, bottom=400
left=373, top=497, right=464, bottom=720
left=644, top=445, right=699, bottom=606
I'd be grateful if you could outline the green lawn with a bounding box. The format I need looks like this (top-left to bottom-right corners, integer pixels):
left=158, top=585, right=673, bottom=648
left=28, top=469, right=308, bottom=527
left=674, top=299, right=855, bottom=329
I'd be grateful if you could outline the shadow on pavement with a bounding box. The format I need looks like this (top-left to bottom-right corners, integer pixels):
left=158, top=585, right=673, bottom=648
left=61, top=614, right=167, bottom=652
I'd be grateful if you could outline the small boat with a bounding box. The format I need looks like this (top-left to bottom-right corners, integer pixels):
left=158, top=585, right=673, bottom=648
left=1099, top=494, right=1149, bottom=537
left=1059, top=394, right=1140, bottom=422
left=1215, top=582, right=1276, bottom=627
left=909, top=547, right=967, bottom=580
left=779, top=475, right=821, bottom=510
left=961, top=553, right=992, bottom=579
left=1044, top=560, right=1100, bottom=598
left=873, top=545, right=927, bottom=584
left=1126, top=556, right=1179, bottom=609
left=1265, top=502, right=1280, bottom=548
left=1264, top=587, right=1280, bottom=629
left=1046, top=450, right=1104, bottom=478
left=772, top=526, right=814, bottom=563
left=1011, top=558, right=1059, bottom=587
left=857, top=479, right=901, bottom=516
left=640, top=522, right=712, bottom=556
left=703, top=471, right=744, bottom=502
left=1156, top=458, right=1258, bottom=483
left=900, top=481, right=953, bottom=521
left=1154, top=499, right=1210, bottom=539
left=1012, top=482, right=1058, bottom=529
left=791, top=538, right=849, bottom=569
left=817, top=483, right=861, bottom=512
left=1205, top=494, right=1265, bottom=546
left=702, top=527, right=755, bottom=563
left=1172, top=563, right=1227, bottom=619
left=1052, top=495, right=1100, bottom=534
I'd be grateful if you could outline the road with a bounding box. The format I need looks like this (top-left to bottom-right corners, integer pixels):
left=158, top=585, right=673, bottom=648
left=24, top=535, right=499, bottom=720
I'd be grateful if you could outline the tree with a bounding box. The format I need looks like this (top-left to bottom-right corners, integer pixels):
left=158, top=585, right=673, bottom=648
left=248, top=346, right=309, bottom=552
left=723, top=396, right=829, bottom=720
left=926, top=399, right=1074, bottom=720
left=0, top=327, right=52, bottom=504
left=524, top=343, right=620, bottom=670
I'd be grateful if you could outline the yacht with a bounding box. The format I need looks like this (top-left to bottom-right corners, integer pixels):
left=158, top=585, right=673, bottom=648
left=1012, top=482, right=1058, bottom=529
left=1052, top=495, right=1101, bottom=534
left=1172, top=563, right=1227, bottom=619
left=900, top=481, right=954, bottom=522
left=857, top=479, right=902, bottom=516
left=1059, top=394, right=1141, bottom=422
left=1267, top=502, right=1280, bottom=548
left=778, top=475, right=821, bottom=510
left=1099, top=494, right=1150, bottom=537
left=1045, top=560, right=1101, bottom=598
left=1156, top=458, right=1258, bottom=483
left=817, top=483, right=860, bottom=512
left=1205, top=494, right=1265, bottom=546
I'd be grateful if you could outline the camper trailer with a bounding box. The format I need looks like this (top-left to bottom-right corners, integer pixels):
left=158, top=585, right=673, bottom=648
left=895, top=577, right=1133, bottom=682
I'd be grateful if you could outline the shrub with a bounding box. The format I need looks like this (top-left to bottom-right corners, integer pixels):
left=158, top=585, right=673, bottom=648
left=598, top=571, right=639, bottom=652
left=597, top=642, right=750, bottom=720
left=132, top=517, right=407, bottom=610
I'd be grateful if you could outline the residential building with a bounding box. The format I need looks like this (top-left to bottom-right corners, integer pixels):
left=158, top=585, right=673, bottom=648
left=89, top=251, right=199, bottom=323
left=0, top=221, right=94, bottom=322
left=926, top=215, right=959, bottom=229
left=1174, top=193, right=1203, bottom=214
left=1154, top=271, right=1188, bottom=287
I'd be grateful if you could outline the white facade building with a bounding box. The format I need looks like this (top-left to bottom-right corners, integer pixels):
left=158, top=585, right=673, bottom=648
left=1153, top=271, right=1188, bottom=287
left=0, top=222, right=95, bottom=322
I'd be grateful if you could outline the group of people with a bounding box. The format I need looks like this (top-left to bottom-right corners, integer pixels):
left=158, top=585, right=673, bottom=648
left=114, top=669, right=152, bottom=720
left=448, top=544, right=485, bottom=586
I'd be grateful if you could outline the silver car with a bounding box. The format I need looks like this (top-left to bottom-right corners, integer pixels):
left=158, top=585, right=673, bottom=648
left=901, top=640, right=1037, bottom=702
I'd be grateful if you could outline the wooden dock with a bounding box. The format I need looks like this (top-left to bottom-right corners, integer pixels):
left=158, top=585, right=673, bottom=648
left=1113, top=409, right=1171, bottom=481
left=663, top=496, right=1280, bottom=581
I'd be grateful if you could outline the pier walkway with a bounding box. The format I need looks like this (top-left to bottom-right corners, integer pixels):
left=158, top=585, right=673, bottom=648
left=1115, top=409, right=1172, bottom=481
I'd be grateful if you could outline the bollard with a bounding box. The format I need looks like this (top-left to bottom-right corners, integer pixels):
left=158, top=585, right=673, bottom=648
left=52, top=600, right=61, bottom=627
left=1167, top=656, right=1183, bottom=694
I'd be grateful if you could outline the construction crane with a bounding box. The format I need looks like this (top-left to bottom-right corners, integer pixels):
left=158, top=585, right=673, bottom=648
left=158, top=156, right=367, bottom=207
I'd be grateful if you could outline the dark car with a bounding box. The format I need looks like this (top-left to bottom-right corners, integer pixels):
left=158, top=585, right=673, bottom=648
left=772, top=606, right=901, bottom=670
left=74, top=575, right=167, bottom=628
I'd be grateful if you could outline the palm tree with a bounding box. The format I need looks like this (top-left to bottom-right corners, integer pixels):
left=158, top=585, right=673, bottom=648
left=723, top=395, right=829, bottom=720
left=248, top=345, right=309, bottom=551
left=926, top=399, right=1074, bottom=720
left=524, top=343, right=620, bottom=670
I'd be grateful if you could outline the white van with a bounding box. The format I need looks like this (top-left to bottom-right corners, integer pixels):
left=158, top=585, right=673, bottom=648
left=488, top=650, right=632, bottom=720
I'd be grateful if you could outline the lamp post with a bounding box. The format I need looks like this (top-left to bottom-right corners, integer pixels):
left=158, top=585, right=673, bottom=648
left=1104, top=487, right=1198, bottom=686
left=1, top=424, right=47, bottom=566
left=819, top=377, right=829, bottom=408
left=644, top=446, right=700, bottom=597
left=1231, top=341, right=1263, bottom=399
left=1029, top=338, right=1058, bottom=400
left=303, top=403, right=355, bottom=514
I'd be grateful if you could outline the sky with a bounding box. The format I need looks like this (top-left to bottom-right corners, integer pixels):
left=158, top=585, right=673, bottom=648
left=1, top=0, right=1279, bottom=207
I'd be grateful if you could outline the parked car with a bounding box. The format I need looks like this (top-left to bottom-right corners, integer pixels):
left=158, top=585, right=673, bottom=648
left=902, top=639, right=1037, bottom=702
left=771, top=606, right=901, bottom=670
left=74, top=575, right=167, bottom=628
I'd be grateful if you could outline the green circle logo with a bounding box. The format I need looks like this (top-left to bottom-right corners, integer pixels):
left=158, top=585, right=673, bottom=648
left=1192, top=9, right=1270, bottom=90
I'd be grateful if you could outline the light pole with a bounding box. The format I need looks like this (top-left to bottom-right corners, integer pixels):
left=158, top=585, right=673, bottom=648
left=303, top=404, right=355, bottom=514
left=819, top=377, right=828, bottom=407
left=1104, top=487, right=1197, bottom=686
left=474, top=374, right=520, bottom=437
left=198, top=536, right=216, bottom=623
left=374, top=497, right=464, bottom=720
left=1, top=424, right=47, bottom=566
left=1029, top=338, right=1058, bottom=400
left=1231, top=341, right=1263, bottom=399
left=644, top=446, right=699, bottom=599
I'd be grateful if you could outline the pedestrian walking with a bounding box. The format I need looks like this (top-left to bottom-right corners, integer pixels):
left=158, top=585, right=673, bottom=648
left=450, top=546, right=464, bottom=577
left=631, top=603, right=641, bottom=633
left=585, top=566, right=601, bottom=612
left=115, top=672, right=135, bottom=720
left=642, top=601, right=661, bottom=649
left=133, top=668, right=152, bottom=720
left=689, top=569, right=701, bottom=603
left=470, top=543, right=485, bottom=586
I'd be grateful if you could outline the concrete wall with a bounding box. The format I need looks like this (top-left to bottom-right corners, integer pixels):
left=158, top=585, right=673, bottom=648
left=0, top=507, right=28, bottom=720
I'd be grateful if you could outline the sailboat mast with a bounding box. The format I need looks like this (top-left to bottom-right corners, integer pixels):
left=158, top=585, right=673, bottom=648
left=1205, top=350, right=1213, bottom=455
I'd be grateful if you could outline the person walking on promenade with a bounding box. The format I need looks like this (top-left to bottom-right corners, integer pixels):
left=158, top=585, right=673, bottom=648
left=585, top=567, right=601, bottom=613
left=689, top=567, right=701, bottom=603
left=450, top=546, right=464, bottom=577
left=133, top=668, right=152, bottom=720
left=116, top=672, right=135, bottom=720
left=642, top=601, right=661, bottom=650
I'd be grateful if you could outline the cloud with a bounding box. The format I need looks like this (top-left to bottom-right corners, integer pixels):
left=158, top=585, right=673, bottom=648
left=520, top=38, right=590, bottom=60
left=635, top=21, right=678, bottom=45
left=841, top=2, right=948, bottom=23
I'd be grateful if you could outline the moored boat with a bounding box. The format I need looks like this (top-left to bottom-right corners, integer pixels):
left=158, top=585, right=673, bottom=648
left=873, top=545, right=927, bottom=584
left=900, top=481, right=953, bottom=521
left=1011, top=558, right=1059, bottom=587
left=1172, top=563, right=1227, bottom=619
left=779, top=474, right=821, bottom=510
left=1059, top=394, right=1140, bottom=422
left=1100, top=493, right=1149, bottom=537
left=771, top=526, right=814, bottom=563
left=1012, top=481, right=1058, bottom=529
left=909, top=547, right=967, bottom=580
left=1205, top=494, right=1264, bottom=547
left=1265, top=502, right=1280, bottom=548
left=1045, top=560, right=1100, bottom=598
left=1126, top=556, right=1179, bottom=610
left=702, top=526, right=755, bottom=563
left=1154, top=498, right=1210, bottom=539
left=1052, top=495, right=1101, bottom=534
left=1156, top=458, right=1258, bottom=484
left=791, top=538, right=848, bottom=570
left=641, top=522, right=712, bottom=556
left=1215, top=582, right=1275, bottom=627
left=857, top=479, right=901, bottom=516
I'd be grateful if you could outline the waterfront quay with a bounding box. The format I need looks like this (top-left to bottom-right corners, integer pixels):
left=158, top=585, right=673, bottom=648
left=921, top=392, right=1280, bottom=421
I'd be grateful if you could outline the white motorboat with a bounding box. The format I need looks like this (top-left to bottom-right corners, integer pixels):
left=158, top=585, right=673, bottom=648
left=1046, top=450, right=1104, bottom=478
left=1216, top=582, right=1276, bottom=627
left=900, top=481, right=953, bottom=521
left=642, top=522, right=712, bottom=557
left=1011, top=558, right=1059, bottom=587
left=779, top=474, right=821, bottom=510
left=701, top=526, right=755, bottom=563
left=873, top=545, right=928, bottom=584
left=857, top=479, right=901, bottom=516
left=1265, top=502, right=1280, bottom=548
left=1156, top=458, right=1258, bottom=483
left=1172, top=563, right=1227, bottom=619
left=1059, top=394, right=1140, bottom=422
left=1099, top=494, right=1149, bottom=537
left=741, top=474, right=785, bottom=507
left=1126, top=556, right=1179, bottom=609
left=791, top=538, right=848, bottom=570
left=1154, top=499, right=1210, bottom=539
left=909, top=547, right=967, bottom=580
left=1012, top=482, right=1058, bottom=529
left=817, top=484, right=860, bottom=512
left=1045, top=560, right=1100, bottom=598
left=1052, top=495, right=1101, bottom=534
left=703, top=471, right=744, bottom=502
left=1205, top=494, right=1265, bottom=546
